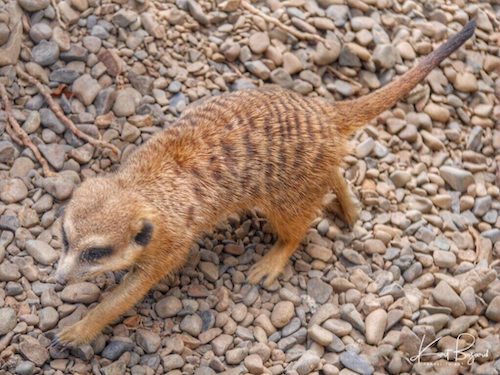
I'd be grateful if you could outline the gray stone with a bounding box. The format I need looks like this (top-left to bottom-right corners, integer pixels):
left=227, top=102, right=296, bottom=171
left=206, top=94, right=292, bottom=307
left=32, top=40, right=59, bottom=66
left=29, top=23, right=52, bottom=43
left=40, top=108, right=66, bottom=134
left=15, top=361, right=34, bottom=375
left=270, top=68, right=293, bottom=88
left=102, top=337, right=135, bottom=360
left=38, top=144, right=69, bottom=170
left=50, top=68, right=80, bottom=84
left=245, top=60, right=270, bottom=80
left=18, top=0, right=49, bottom=11
left=307, top=277, right=332, bottom=304
left=339, top=351, right=374, bottom=375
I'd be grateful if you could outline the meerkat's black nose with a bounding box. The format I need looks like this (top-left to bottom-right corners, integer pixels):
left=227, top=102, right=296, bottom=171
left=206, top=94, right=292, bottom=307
left=54, top=269, right=68, bottom=284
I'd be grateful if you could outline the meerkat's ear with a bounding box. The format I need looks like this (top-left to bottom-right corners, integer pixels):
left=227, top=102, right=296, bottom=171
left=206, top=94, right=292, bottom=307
left=134, top=220, right=154, bottom=246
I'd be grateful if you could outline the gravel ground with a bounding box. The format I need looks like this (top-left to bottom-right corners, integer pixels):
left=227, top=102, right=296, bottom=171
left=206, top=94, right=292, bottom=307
left=0, top=0, right=499, bottom=374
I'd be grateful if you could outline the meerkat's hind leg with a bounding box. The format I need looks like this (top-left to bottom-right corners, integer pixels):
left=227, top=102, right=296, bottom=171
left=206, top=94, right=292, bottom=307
left=329, top=167, right=359, bottom=226
left=248, top=207, right=317, bottom=287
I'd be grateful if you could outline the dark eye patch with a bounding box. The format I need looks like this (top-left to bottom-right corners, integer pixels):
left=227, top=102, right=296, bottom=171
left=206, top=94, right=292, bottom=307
left=61, top=227, right=69, bottom=252
left=134, top=221, right=153, bottom=246
left=80, top=247, right=113, bottom=262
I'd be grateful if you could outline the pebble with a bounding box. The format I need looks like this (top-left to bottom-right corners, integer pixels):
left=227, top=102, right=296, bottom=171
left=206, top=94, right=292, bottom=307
left=339, top=351, right=374, bottom=375
left=180, top=314, right=203, bottom=336
left=0, top=178, right=28, bottom=203
left=102, top=337, right=135, bottom=360
left=424, top=102, right=450, bottom=123
left=373, top=44, right=399, bottom=69
left=38, top=306, right=58, bottom=331
left=271, top=301, right=295, bottom=328
left=453, top=72, right=478, bottom=92
left=248, top=32, right=269, bottom=54
left=72, top=74, right=101, bottom=106
left=31, top=40, right=59, bottom=66
left=155, top=295, right=182, bottom=318
left=60, top=282, right=100, bottom=304
left=307, top=277, right=332, bottom=304
left=25, top=240, right=59, bottom=265
left=244, top=354, right=264, bottom=374
left=485, top=296, right=500, bottom=322
left=295, top=351, right=320, bottom=375
left=15, top=362, right=34, bottom=375
left=29, top=23, right=52, bottom=43
left=439, top=166, right=474, bottom=192
left=308, top=324, right=333, bottom=345
left=244, top=61, right=270, bottom=80
left=0, top=307, right=17, bottom=335
left=365, top=309, right=387, bottom=344
left=432, top=281, right=466, bottom=316
left=364, top=239, right=386, bottom=254
left=162, top=354, right=184, bottom=371
left=283, top=52, right=303, bottom=74
left=113, top=88, right=141, bottom=117
left=18, top=0, right=49, bottom=12
left=18, top=336, right=49, bottom=366
left=433, top=250, right=456, bottom=268
left=313, top=40, right=340, bottom=65
left=136, top=329, right=161, bottom=353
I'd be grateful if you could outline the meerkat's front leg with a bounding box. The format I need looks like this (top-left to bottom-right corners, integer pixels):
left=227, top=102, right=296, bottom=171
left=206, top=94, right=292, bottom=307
left=54, top=267, right=158, bottom=347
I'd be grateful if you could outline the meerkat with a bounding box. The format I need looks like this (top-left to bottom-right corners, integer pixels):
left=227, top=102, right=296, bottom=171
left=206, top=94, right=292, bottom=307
left=52, top=21, right=476, bottom=347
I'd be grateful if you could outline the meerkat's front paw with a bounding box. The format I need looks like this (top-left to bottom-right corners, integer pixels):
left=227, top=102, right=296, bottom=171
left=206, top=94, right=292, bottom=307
left=248, top=251, right=288, bottom=287
left=52, top=320, right=97, bottom=348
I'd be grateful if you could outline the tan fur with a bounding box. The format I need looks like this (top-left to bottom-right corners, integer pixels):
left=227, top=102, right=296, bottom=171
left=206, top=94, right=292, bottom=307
left=53, top=21, right=475, bottom=346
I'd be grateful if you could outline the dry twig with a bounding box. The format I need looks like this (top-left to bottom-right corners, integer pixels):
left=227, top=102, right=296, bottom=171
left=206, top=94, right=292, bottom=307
left=327, top=67, right=362, bottom=88
left=16, top=66, right=121, bottom=156
left=51, top=0, right=67, bottom=29
left=0, top=83, right=56, bottom=177
left=241, top=0, right=328, bottom=45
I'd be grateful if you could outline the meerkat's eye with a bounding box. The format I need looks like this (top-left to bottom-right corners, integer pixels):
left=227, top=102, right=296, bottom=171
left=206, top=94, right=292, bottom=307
left=80, top=247, right=113, bottom=262
left=62, top=227, right=69, bottom=252
left=134, top=221, right=153, bottom=246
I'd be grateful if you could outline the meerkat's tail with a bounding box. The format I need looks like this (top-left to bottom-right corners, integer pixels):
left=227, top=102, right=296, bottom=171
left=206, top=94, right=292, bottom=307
left=332, top=20, right=476, bottom=136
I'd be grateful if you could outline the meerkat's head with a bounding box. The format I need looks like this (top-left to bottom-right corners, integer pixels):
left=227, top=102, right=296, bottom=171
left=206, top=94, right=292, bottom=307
left=54, top=177, right=156, bottom=284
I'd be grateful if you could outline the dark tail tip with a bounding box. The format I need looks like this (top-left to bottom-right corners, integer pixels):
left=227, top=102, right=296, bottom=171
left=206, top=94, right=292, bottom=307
left=461, top=19, right=477, bottom=40
left=431, top=20, right=476, bottom=64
